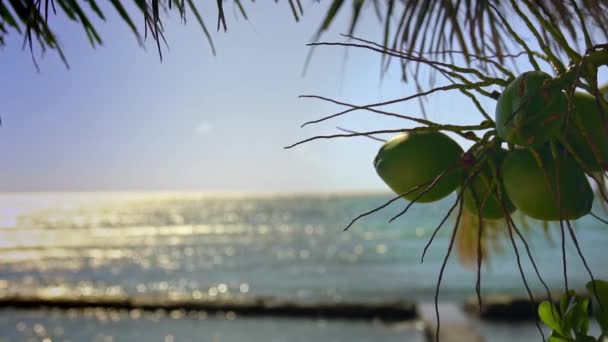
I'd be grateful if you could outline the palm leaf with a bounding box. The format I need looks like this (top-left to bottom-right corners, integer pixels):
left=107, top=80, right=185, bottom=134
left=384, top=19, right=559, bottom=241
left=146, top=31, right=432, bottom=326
left=1, top=0, right=607, bottom=76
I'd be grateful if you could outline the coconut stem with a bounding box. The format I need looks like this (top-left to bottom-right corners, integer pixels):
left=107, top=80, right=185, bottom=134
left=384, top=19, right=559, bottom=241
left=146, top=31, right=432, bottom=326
left=434, top=195, right=464, bottom=342
left=506, top=213, right=546, bottom=340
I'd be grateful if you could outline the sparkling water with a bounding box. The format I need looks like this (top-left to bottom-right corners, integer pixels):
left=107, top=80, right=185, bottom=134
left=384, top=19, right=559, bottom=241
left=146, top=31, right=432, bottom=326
left=0, top=192, right=606, bottom=341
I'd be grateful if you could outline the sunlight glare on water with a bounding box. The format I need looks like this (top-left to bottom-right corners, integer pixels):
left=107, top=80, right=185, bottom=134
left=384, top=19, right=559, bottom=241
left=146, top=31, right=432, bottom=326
left=1, top=192, right=607, bottom=341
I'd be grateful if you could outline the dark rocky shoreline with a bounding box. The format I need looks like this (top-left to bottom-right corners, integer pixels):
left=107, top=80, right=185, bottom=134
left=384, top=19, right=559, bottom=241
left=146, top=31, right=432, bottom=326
left=3, top=291, right=576, bottom=342
left=0, top=290, right=573, bottom=322
left=0, top=292, right=418, bottom=322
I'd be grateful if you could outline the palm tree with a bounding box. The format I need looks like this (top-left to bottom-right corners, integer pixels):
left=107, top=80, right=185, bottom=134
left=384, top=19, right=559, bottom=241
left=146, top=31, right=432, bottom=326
left=2, top=1, right=607, bottom=70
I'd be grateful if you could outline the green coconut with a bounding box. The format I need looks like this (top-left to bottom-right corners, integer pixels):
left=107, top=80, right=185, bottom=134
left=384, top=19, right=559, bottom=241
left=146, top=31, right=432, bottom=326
left=501, top=146, right=593, bottom=221
left=374, top=131, right=463, bottom=203
left=462, top=148, right=516, bottom=220
left=565, top=92, right=608, bottom=171
left=495, top=71, right=567, bottom=146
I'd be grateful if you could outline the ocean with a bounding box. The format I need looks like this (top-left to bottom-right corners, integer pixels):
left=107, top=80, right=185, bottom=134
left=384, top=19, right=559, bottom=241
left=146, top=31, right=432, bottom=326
left=0, top=192, right=606, bottom=341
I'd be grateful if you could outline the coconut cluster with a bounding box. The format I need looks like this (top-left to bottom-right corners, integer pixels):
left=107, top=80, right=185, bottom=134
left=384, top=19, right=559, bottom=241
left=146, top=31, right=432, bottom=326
left=374, top=71, right=608, bottom=222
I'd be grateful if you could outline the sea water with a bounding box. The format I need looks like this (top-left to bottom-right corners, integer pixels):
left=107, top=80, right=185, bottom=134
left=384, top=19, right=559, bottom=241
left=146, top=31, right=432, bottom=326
left=0, top=192, right=606, bottom=341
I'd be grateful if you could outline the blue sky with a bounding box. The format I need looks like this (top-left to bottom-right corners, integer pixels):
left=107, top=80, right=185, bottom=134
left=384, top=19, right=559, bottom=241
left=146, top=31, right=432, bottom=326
left=0, top=2, right=493, bottom=192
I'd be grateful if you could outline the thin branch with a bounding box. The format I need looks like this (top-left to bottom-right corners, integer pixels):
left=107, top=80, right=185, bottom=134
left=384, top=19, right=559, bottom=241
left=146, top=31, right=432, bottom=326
left=507, top=214, right=545, bottom=341
left=336, top=127, right=386, bottom=142
left=434, top=195, right=464, bottom=342
left=300, top=95, right=433, bottom=128
left=475, top=189, right=484, bottom=312
left=421, top=190, right=464, bottom=263
left=346, top=35, right=500, bottom=99
left=299, top=80, right=495, bottom=127
left=420, top=160, right=484, bottom=262
left=299, top=94, right=488, bottom=142
left=565, top=220, right=604, bottom=314
left=489, top=3, right=542, bottom=71
left=509, top=215, right=554, bottom=306
left=283, top=129, right=408, bottom=149
left=559, top=219, right=569, bottom=293
left=552, top=142, right=571, bottom=295
left=569, top=0, right=593, bottom=49
left=341, top=33, right=515, bottom=79
left=506, top=215, right=546, bottom=341
left=523, top=0, right=580, bottom=61
left=508, top=0, right=565, bottom=73
left=590, top=212, right=608, bottom=225
left=343, top=184, right=432, bottom=231
left=308, top=41, right=508, bottom=86
left=389, top=167, right=456, bottom=223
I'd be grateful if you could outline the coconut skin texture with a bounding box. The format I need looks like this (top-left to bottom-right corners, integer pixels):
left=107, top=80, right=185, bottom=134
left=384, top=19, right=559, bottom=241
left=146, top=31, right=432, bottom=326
left=501, top=146, right=593, bottom=221
left=462, top=148, right=516, bottom=220
left=495, top=71, right=567, bottom=146
left=374, top=132, right=463, bottom=203
left=565, top=92, right=608, bottom=171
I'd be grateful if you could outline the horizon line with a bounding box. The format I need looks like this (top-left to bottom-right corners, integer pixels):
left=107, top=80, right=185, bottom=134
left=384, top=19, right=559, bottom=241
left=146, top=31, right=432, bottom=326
left=0, top=189, right=392, bottom=197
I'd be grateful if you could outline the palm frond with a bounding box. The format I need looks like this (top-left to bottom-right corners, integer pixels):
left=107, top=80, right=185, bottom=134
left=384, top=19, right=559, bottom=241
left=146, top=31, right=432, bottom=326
left=307, top=0, right=608, bottom=83
left=0, top=0, right=253, bottom=66
left=1, top=0, right=607, bottom=74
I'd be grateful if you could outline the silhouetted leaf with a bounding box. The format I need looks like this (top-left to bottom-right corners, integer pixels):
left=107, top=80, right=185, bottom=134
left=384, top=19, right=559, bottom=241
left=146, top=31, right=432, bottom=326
left=547, top=336, right=572, bottom=342
left=109, top=0, right=140, bottom=42
left=186, top=0, right=216, bottom=56
left=234, top=0, right=248, bottom=20
left=587, top=280, right=608, bottom=334
left=317, top=0, right=344, bottom=34
left=85, top=0, right=105, bottom=20
left=2, top=0, right=608, bottom=75
left=539, top=300, right=564, bottom=335
left=0, top=3, right=21, bottom=32
left=348, top=0, right=364, bottom=36
left=287, top=0, right=300, bottom=22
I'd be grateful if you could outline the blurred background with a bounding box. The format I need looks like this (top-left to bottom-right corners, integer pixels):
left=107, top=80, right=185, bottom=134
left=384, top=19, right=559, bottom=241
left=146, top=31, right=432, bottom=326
left=0, top=1, right=607, bottom=341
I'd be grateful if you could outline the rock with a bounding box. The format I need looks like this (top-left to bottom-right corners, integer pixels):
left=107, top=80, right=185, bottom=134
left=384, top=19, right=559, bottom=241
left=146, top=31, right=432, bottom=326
left=0, top=291, right=418, bottom=322
left=464, top=294, right=558, bottom=321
